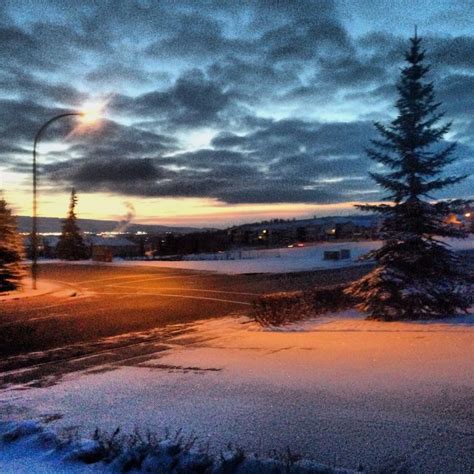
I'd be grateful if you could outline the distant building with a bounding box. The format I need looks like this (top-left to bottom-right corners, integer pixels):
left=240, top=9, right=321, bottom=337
left=335, top=220, right=378, bottom=240
left=86, top=235, right=138, bottom=260
left=23, top=235, right=60, bottom=259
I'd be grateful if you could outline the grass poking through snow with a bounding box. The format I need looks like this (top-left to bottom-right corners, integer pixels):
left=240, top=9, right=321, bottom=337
left=1, top=419, right=360, bottom=473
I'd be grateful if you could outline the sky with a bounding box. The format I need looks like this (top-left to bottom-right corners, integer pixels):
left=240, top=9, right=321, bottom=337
left=0, top=0, right=473, bottom=228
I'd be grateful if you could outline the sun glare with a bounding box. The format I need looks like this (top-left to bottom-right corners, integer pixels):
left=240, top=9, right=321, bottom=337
left=80, top=101, right=105, bottom=124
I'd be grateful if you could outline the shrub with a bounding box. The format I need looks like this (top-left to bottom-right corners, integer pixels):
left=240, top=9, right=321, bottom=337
left=253, top=285, right=355, bottom=327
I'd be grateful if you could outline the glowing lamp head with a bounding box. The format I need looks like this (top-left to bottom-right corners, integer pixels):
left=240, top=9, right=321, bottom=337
left=80, top=101, right=104, bottom=124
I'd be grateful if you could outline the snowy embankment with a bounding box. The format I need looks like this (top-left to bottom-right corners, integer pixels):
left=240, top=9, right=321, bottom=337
left=38, top=236, right=474, bottom=274
left=0, top=278, right=63, bottom=302
left=0, top=420, right=356, bottom=474
left=0, top=278, right=86, bottom=302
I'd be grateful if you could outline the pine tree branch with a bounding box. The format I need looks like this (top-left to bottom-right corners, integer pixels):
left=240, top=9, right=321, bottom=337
left=421, top=175, right=468, bottom=193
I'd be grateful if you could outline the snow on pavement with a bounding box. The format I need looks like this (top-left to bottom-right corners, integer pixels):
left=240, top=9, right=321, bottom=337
left=1, top=312, right=472, bottom=472
left=0, top=278, right=64, bottom=302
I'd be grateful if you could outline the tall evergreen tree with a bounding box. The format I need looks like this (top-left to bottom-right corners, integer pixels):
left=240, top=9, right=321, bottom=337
left=57, top=188, right=88, bottom=260
left=346, top=32, right=472, bottom=320
left=0, top=197, right=25, bottom=292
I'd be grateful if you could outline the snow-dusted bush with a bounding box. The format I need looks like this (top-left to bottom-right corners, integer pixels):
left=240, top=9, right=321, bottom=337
left=0, top=419, right=359, bottom=473
left=253, top=290, right=312, bottom=326
left=2, top=420, right=42, bottom=442
left=253, top=286, right=354, bottom=327
left=64, top=438, right=105, bottom=464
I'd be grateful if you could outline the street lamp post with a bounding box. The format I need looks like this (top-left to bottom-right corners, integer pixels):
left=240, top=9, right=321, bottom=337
left=31, top=112, right=84, bottom=290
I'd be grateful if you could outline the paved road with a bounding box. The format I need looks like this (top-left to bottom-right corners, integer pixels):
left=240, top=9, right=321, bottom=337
left=0, top=263, right=371, bottom=359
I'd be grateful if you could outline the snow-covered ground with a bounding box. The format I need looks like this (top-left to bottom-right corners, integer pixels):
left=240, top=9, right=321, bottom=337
left=0, top=278, right=65, bottom=302
left=1, top=311, right=473, bottom=472
left=38, top=236, right=474, bottom=274
left=0, top=278, right=87, bottom=302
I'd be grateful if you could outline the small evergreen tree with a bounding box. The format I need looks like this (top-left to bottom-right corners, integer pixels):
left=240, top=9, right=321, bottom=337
left=57, top=188, right=88, bottom=260
left=0, top=197, right=25, bottom=292
left=346, top=32, right=472, bottom=320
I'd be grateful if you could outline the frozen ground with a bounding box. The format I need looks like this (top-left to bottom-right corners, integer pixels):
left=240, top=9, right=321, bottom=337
left=38, top=236, right=474, bottom=274
left=1, top=311, right=473, bottom=472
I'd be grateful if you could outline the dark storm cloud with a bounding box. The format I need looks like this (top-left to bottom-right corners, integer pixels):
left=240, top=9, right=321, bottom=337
left=0, top=20, right=111, bottom=74
left=85, top=64, right=155, bottom=87
left=429, top=36, right=474, bottom=70
left=111, top=70, right=239, bottom=128
left=45, top=156, right=173, bottom=194
left=318, top=56, right=388, bottom=87
left=357, top=32, right=474, bottom=73
left=212, top=119, right=375, bottom=159
left=208, top=57, right=300, bottom=98
left=0, top=25, right=52, bottom=71
left=165, top=149, right=252, bottom=168
left=0, top=98, right=176, bottom=153
left=270, top=153, right=371, bottom=179
left=0, top=97, right=179, bottom=183
left=44, top=149, right=262, bottom=201
left=437, top=74, right=474, bottom=117
left=44, top=112, right=469, bottom=205
left=146, top=12, right=251, bottom=60
left=42, top=118, right=381, bottom=204
left=0, top=99, right=65, bottom=143
left=0, top=69, right=87, bottom=105
left=143, top=0, right=342, bottom=61
left=262, top=17, right=352, bottom=63
left=47, top=157, right=367, bottom=204
left=66, top=120, right=178, bottom=158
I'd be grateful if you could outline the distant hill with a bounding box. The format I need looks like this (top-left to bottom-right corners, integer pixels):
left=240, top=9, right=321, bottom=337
left=16, top=214, right=379, bottom=235
left=229, top=214, right=379, bottom=230
left=16, top=216, right=211, bottom=234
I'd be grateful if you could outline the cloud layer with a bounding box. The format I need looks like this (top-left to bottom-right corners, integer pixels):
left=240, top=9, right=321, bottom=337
left=1, top=0, right=473, bottom=210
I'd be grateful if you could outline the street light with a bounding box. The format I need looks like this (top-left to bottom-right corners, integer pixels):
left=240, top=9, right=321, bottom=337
left=31, top=104, right=102, bottom=289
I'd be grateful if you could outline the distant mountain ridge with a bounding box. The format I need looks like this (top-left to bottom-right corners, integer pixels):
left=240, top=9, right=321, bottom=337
left=16, top=216, right=210, bottom=234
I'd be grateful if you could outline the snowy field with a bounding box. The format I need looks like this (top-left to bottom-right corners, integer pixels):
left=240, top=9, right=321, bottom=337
left=39, top=236, right=474, bottom=274
left=1, top=311, right=473, bottom=472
